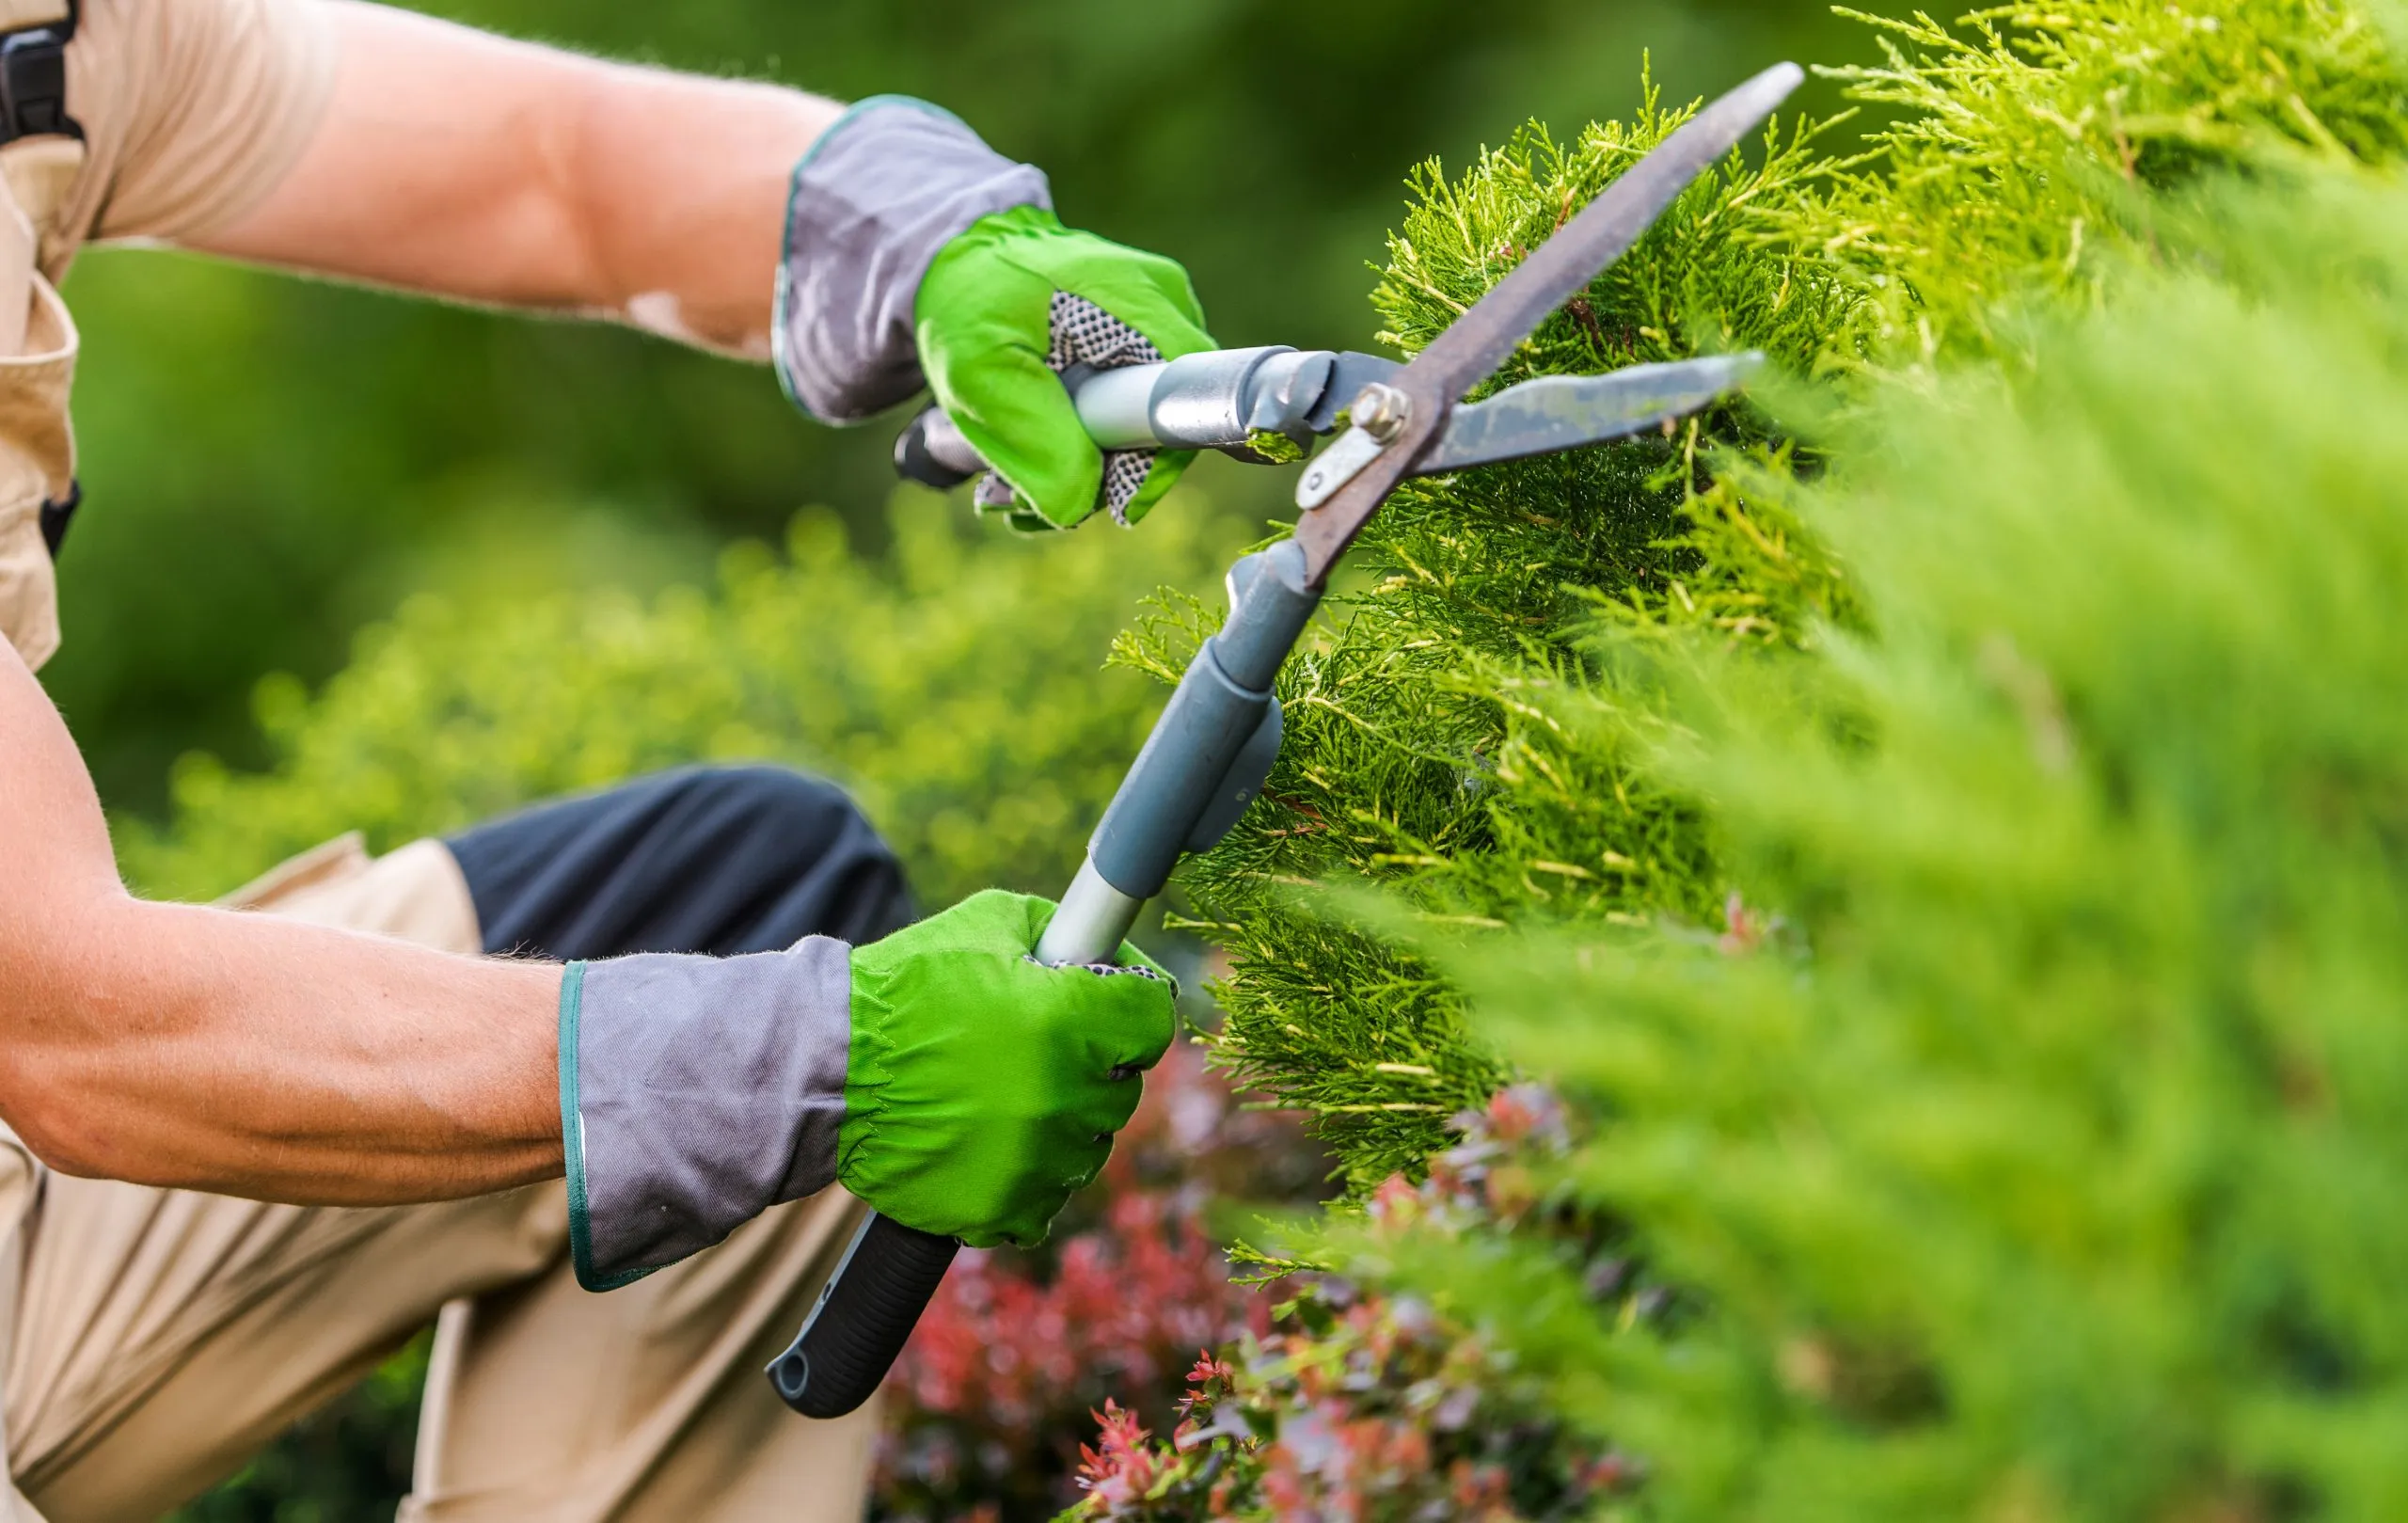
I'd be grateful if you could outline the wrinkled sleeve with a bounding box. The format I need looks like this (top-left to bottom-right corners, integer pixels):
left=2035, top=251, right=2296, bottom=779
left=65, top=0, right=338, bottom=252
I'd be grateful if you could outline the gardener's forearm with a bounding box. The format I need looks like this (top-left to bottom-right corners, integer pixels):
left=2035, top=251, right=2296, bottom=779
left=25, top=899, right=564, bottom=1202
left=196, top=0, right=842, bottom=356
left=0, top=647, right=562, bottom=1204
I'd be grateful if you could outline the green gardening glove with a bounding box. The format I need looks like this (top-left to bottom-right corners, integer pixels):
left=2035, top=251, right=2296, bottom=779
left=841, top=890, right=1177, bottom=1245
left=562, top=888, right=1178, bottom=1289
left=918, top=205, right=1216, bottom=531
left=773, top=99, right=1213, bottom=532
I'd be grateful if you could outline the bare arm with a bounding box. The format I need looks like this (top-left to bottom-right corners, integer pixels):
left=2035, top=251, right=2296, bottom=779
left=10, top=5, right=844, bottom=1200
left=195, top=0, right=844, bottom=357
left=0, top=640, right=562, bottom=1203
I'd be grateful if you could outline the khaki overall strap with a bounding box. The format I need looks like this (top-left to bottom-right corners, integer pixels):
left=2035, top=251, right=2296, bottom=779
left=0, top=0, right=82, bottom=238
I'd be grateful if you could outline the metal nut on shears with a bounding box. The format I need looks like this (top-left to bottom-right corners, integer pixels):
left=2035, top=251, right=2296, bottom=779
left=1351, top=381, right=1412, bottom=442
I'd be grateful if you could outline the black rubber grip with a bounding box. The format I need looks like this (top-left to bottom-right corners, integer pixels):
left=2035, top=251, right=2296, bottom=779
left=766, top=1211, right=959, bottom=1418
left=892, top=407, right=977, bottom=490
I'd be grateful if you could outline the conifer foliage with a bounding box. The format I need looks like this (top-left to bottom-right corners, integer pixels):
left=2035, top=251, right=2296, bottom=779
left=1392, top=164, right=2408, bottom=1516
left=1076, top=3, right=2408, bottom=1518
left=1163, top=0, right=2408, bottom=1201
left=1123, top=87, right=1856, bottom=1189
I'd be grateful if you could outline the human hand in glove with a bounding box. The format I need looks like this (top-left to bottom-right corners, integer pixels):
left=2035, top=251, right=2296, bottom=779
left=559, top=890, right=1177, bottom=1290
left=772, top=97, right=1213, bottom=531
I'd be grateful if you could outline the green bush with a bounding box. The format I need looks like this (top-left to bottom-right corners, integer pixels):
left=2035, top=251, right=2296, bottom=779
left=1066, top=4, right=2408, bottom=1519
left=122, top=489, right=1238, bottom=907
left=1166, top=0, right=2408, bottom=1199
left=1133, top=78, right=1859, bottom=1192
left=1371, top=158, right=2408, bottom=1518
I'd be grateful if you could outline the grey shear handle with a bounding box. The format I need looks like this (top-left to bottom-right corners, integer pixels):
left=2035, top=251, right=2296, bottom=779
left=891, top=348, right=1404, bottom=487
left=767, top=1212, right=958, bottom=1418
left=768, top=544, right=1321, bottom=1416
left=1038, top=858, right=1148, bottom=965
left=1041, top=543, right=1318, bottom=959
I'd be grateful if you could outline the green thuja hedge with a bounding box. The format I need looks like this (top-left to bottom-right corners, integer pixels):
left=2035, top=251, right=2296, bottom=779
left=1363, top=160, right=2408, bottom=1517
left=1154, top=2, right=2408, bottom=1517
left=1133, top=86, right=1858, bottom=1190
left=1165, top=0, right=2408, bottom=1197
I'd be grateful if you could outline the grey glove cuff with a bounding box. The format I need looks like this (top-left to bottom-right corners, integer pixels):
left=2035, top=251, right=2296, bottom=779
left=773, top=95, right=1052, bottom=424
left=560, top=939, right=853, bottom=1291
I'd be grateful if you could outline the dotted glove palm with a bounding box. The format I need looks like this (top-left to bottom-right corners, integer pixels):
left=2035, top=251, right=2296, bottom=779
left=916, top=206, right=1212, bottom=530
left=773, top=97, right=1212, bottom=531
left=560, top=890, right=1176, bottom=1290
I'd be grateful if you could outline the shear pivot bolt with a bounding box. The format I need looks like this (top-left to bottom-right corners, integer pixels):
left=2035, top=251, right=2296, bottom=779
left=1352, top=382, right=1412, bottom=442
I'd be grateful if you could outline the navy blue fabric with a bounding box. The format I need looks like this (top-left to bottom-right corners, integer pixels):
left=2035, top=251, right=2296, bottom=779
left=446, top=766, right=914, bottom=960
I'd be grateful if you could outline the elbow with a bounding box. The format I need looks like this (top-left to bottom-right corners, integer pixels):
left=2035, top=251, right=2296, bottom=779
left=0, top=1027, right=149, bottom=1182
left=0, top=894, right=158, bottom=1182
left=0, top=1061, right=116, bottom=1181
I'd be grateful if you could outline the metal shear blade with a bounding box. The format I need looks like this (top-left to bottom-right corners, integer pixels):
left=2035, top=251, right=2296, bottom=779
left=1418, top=352, right=1764, bottom=475
left=1291, top=60, right=1805, bottom=580
left=1291, top=351, right=1766, bottom=507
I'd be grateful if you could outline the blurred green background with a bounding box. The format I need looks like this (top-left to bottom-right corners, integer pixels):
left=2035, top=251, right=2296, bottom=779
left=44, top=0, right=1894, bottom=824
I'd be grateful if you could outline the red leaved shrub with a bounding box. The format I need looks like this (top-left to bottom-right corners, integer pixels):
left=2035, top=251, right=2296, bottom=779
left=871, top=1042, right=1310, bottom=1523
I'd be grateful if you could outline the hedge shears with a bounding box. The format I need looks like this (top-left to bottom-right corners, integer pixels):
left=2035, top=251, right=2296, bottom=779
left=770, top=59, right=1804, bottom=1420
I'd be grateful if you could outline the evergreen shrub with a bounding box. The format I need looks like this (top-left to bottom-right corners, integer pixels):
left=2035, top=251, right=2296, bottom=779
left=1350, top=160, right=2408, bottom=1518
left=1069, top=3, right=2408, bottom=1518
left=1165, top=0, right=2408, bottom=1202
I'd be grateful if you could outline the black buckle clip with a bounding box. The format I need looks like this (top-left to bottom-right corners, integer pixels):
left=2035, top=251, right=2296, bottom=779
left=39, top=478, right=78, bottom=559
left=0, top=0, right=76, bottom=146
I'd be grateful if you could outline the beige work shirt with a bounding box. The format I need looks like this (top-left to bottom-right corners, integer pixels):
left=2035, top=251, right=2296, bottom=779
left=0, top=0, right=335, bottom=670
